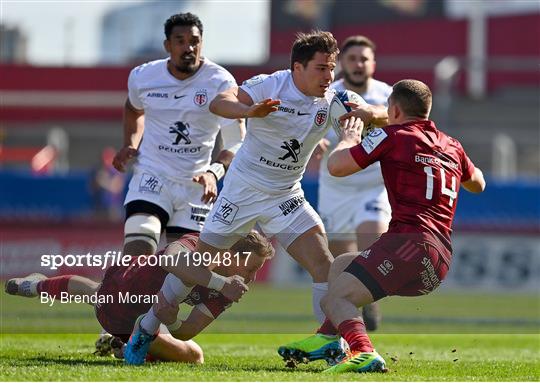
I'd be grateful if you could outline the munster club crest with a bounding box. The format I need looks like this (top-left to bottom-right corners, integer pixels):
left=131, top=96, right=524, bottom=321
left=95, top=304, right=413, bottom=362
left=194, top=90, right=208, bottom=106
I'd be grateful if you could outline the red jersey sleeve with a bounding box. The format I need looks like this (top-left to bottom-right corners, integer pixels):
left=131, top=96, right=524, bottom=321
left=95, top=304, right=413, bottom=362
left=457, top=142, right=476, bottom=181
left=349, top=127, right=393, bottom=169
left=196, top=286, right=233, bottom=319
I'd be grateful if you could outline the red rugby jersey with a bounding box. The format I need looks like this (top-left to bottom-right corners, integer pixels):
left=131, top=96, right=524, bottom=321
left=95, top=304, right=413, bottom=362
left=350, top=120, right=475, bottom=251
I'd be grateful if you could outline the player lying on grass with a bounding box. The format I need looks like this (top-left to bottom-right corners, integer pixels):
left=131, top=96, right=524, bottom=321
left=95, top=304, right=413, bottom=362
left=5, top=232, right=274, bottom=364
left=278, top=79, right=486, bottom=373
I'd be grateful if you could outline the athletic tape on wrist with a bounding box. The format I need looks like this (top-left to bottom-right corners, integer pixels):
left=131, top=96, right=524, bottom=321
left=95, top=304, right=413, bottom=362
left=207, top=162, right=226, bottom=181
left=167, top=316, right=184, bottom=332
left=207, top=272, right=227, bottom=291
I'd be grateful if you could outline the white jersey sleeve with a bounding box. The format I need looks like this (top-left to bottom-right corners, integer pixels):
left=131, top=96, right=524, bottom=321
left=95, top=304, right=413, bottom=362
left=240, top=74, right=273, bottom=104
left=127, top=66, right=144, bottom=110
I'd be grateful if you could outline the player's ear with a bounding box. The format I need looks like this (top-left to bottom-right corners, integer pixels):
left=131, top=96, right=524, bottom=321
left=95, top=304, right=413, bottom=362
left=164, top=39, right=171, bottom=54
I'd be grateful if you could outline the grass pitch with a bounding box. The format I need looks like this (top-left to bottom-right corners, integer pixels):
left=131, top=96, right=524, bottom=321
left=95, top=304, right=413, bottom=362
left=1, top=285, right=539, bottom=381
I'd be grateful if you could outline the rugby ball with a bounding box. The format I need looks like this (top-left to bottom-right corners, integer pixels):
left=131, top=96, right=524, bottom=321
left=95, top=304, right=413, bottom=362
left=328, top=90, right=365, bottom=138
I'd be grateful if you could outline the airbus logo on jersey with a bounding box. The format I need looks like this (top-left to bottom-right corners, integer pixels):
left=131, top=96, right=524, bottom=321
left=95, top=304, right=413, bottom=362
left=277, top=106, right=295, bottom=114
left=147, top=92, right=168, bottom=98
left=279, top=139, right=302, bottom=163
left=194, top=89, right=208, bottom=106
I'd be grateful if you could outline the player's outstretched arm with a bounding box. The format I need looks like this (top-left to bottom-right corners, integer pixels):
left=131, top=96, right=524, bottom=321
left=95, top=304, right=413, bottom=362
left=160, top=242, right=248, bottom=302
left=340, top=103, right=389, bottom=127
left=113, top=99, right=144, bottom=172
left=209, top=87, right=280, bottom=119
left=327, top=116, right=364, bottom=177
left=169, top=307, right=215, bottom=341
left=462, top=167, right=486, bottom=193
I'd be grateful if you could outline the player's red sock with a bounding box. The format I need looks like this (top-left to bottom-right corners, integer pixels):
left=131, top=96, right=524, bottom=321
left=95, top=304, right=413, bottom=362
left=317, top=318, right=338, bottom=336
left=338, top=318, right=374, bottom=353
left=37, top=275, right=74, bottom=298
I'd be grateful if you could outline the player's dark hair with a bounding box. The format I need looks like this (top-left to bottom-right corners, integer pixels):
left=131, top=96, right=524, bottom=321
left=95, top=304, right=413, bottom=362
left=164, top=13, right=203, bottom=39
left=232, top=232, right=275, bottom=259
left=290, top=30, right=339, bottom=70
left=340, top=35, right=376, bottom=55
left=390, top=79, right=432, bottom=119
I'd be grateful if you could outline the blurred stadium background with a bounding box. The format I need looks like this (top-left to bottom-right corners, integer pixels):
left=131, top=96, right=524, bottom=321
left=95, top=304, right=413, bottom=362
left=1, top=0, right=539, bottom=333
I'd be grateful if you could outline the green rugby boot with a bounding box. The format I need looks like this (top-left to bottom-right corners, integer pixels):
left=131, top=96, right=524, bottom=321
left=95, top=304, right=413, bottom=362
left=278, top=333, right=346, bottom=367
left=324, top=350, right=387, bottom=373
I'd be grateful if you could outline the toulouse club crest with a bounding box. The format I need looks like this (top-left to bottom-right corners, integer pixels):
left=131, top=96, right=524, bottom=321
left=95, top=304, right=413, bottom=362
left=194, top=89, right=208, bottom=106
left=314, top=108, right=327, bottom=126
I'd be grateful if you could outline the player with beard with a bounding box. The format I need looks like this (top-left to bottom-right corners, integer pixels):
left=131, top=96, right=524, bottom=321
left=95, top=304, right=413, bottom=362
left=113, top=13, right=244, bottom=260
left=318, top=36, right=391, bottom=331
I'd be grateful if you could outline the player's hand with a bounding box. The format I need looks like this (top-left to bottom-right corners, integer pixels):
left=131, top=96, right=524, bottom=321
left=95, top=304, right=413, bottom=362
left=339, top=102, right=375, bottom=125
left=112, top=145, right=138, bottom=172
left=313, top=138, right=331, bottom=160
left=245, top=98, right=280, bottom=118
left=153, top=291, right=179, bottom=326
left=220, top=275, right=249, bottom=302
left=192, top=172, right=218, bottom=203
left=339, top=116, right=363, bottom=145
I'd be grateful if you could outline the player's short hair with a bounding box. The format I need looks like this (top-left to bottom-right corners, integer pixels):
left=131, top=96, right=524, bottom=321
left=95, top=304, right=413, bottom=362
left=164, top=13, right=203, bottom=39
left=340, top=35, right=376, bottom=55
left=290, top=30, right=339, bottom=70
left=390, top=79, right=432, bottom=119
left=232, top=232, right=275, bottom=259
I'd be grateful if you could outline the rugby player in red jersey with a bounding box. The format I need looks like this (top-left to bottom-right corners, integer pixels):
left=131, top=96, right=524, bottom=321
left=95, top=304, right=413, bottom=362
left=280, top=79, right=485, bottom=373
left=6, top=232, right=273, bottom=364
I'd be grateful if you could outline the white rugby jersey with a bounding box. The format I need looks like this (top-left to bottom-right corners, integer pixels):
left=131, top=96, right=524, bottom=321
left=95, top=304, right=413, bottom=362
left=319, top=78, right=392, bottom=190
left=128, top=58, right=237, bottom=181
left=230, top=70, right=361, bottom=194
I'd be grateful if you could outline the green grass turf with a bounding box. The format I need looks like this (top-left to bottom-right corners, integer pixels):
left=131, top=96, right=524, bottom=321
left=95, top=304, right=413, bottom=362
left=0, top=333, right=538, bottom=381
left=1, top=285, right=539, bottom=380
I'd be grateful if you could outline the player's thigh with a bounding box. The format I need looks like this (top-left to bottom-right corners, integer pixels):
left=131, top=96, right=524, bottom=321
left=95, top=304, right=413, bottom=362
left=328, top=240, right=357, bottom=259
left=354, top=186, right=391, bottom=250
left=356, top=220, right=388, bottom=251
left=124, top=171, right=173, bottom=253
left=148, top=334, right=204, bottom=364
left=200, top=176, right=262, bottom=249
left=168, top=182, right=212, bottom=234
left=286, top=224, right=333, bottom=282
left=318, top=182, right=358, bottom=245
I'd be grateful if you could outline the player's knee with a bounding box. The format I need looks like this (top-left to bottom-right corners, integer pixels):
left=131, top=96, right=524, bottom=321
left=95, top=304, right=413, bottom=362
left=123, top=214, right=161, bottom=255
left=182, top=342, right=204, bottom=364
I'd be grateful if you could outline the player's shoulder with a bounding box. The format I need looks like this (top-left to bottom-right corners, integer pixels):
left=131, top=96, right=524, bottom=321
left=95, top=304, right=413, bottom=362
left=201, top=58, right=236, bottom=83
left=329, top=78, right=346, bottom=91
left=371, top=78, right=392, bottom=95
left=130, top=58, right=167, bottom=79
left=242, top=69, right=289, bottom=89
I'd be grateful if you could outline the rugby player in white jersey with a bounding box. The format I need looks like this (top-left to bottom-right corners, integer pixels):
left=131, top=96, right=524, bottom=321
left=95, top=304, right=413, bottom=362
left=112, top=13, right=243, bottom=257
left=123, top=30, right=387, bottom=366
left=318, top=36, right=392, bottom=331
